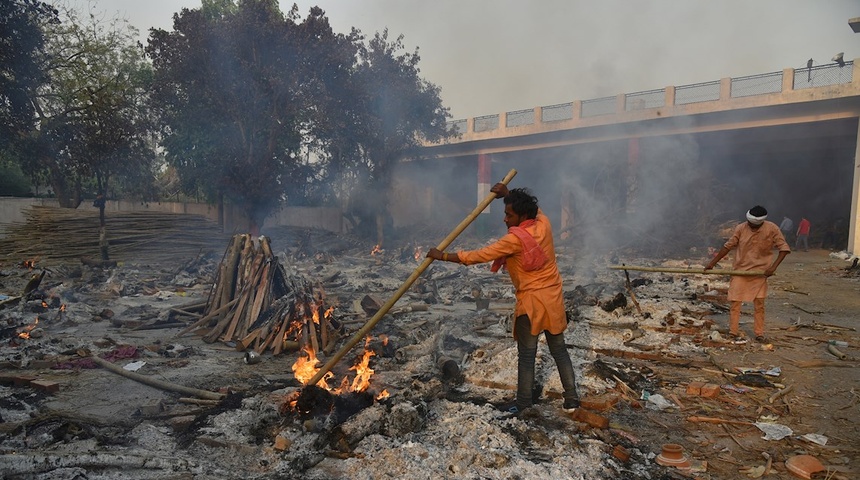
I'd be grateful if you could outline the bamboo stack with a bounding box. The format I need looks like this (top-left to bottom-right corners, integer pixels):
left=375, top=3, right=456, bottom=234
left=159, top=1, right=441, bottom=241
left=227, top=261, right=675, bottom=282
left=178, top=234, right=337, bottom=356
left=0, top=205, right=231, bottom=265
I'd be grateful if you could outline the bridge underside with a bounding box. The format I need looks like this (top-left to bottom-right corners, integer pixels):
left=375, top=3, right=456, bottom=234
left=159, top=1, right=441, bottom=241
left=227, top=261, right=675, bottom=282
left=395, top=116, right=859, bottom=256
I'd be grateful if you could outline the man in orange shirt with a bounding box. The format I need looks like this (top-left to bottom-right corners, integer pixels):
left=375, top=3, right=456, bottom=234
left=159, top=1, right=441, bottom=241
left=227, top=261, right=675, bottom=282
left=704, top=205, right=790, bottom=343
left=427, top=183, right=580, bottom=414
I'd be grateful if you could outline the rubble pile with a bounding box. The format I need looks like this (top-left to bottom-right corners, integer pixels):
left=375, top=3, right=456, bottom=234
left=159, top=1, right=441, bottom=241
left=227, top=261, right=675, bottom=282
left=0, top=226, right=858, bottom=479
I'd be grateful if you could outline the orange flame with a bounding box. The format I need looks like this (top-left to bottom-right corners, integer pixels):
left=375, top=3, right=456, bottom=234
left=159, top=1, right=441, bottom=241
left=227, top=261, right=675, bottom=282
left=18, top=318, right=39, bottom=339
left=323, top=306, right=334, bottom=318
left=413, top=246, right=423, bottom=262
left=290, top=337, right=380, bottom=394
left=311, top=304, right=320, bottom=325
left=291, top=346, right=333, bottom=389
left=376, top=389, right=390, bottom=400
left=60, top=304, right=66, bottom=312
left=349, top=348, right=376, bottom=393
left=370, top=244, right=382, bottom=256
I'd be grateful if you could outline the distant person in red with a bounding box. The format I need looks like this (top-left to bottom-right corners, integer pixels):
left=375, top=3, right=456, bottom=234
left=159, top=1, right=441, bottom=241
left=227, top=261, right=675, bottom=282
left=795, top=217, right=811, bottom=252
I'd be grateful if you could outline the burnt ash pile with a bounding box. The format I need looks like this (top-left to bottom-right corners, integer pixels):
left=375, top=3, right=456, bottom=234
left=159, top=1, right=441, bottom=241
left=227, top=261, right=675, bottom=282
left=1, top=227, right=858, bottom=479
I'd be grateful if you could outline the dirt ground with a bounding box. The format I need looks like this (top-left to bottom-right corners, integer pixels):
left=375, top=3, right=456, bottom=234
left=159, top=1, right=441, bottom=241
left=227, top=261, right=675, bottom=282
left=1, top=228, right=858, bottom=480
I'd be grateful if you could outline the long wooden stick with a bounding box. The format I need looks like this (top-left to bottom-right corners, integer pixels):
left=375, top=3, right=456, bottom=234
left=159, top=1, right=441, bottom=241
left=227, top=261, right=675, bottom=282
left=687, top=415, right=754, bottom=426
left=609, top=265, right=766, bottom=276
left=307, top=169, right=518, bottom=386
left=89, top=356, right=224, bottom=400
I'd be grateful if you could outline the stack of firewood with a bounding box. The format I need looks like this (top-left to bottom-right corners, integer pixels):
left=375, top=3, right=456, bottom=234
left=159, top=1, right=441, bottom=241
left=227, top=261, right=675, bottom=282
left=178, top=234, right=339, bottom=356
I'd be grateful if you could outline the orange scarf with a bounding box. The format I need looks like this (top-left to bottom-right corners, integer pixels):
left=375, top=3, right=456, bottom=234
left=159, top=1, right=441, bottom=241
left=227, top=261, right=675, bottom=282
left=490, top=219, right=548, bottom=273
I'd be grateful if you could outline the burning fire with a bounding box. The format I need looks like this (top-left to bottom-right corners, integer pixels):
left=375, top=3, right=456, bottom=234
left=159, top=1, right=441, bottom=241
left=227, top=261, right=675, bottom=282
left=18, top=318, right=39, bottom=339
left=291, top=346, right=333, bottom=389
left=290, top=336, right=387, bottom=398
left=20, top=258, right=38, bottom=269
left=413, top=246, right=423, bottom=262
left=370, top=244, right=382, bottom=256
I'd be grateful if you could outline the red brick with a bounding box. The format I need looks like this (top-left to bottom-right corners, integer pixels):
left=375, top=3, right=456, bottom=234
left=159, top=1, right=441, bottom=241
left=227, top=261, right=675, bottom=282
left=700, top=384, right=720, bottom=398
left=29, top=380, right=60, bottom=393
left=12, top=375, right=36, bottom=387
left=571, top=408, right=609, bottom=428
left=580, top=393, right=620, bottom=411
left=686, top=381, right=705, bottom=396
left=612, top=445, right=631, bottom=462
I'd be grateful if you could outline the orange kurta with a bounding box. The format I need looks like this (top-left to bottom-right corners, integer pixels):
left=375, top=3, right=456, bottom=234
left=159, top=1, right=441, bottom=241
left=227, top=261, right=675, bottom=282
left=724, top=220, right=790, bottom=302
left=457, top=211, right=566, bottom=338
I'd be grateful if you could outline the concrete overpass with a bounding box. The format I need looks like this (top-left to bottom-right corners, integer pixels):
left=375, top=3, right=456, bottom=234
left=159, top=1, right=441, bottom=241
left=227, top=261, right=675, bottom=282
left=409, top=59, right=860, bottom=256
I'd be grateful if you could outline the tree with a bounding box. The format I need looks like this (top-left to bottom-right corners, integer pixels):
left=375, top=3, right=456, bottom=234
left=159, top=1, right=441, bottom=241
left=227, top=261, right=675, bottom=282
left=147, top=1, right=359, bottom=233
left=7, top=4, right=158, bottom=207
left=0, top=0, right=57, bottom=157
left=345, top=30, right=452, bottom=245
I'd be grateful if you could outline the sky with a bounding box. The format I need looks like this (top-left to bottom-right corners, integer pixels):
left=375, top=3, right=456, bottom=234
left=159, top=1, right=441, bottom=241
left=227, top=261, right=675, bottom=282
left=85, top=0, right=859, bottom=121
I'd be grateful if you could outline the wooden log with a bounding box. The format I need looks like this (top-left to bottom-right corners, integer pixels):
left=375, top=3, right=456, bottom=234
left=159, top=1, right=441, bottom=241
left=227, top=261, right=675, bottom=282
left=236, top=330, right=260, bottom=351
left=176, top=298, right=238, bottom=337
left=687, top=415, right=754, bottom=426
left=609, top=265, right=765, bottom=276
left=89, top=356, right=224, bottom=400
left=240, top=261, right=271, bottom=339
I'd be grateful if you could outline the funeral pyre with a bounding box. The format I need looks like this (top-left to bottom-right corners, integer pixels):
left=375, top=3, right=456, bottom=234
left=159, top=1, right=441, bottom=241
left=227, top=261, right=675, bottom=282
left=1, top=226, right=858, bottom=480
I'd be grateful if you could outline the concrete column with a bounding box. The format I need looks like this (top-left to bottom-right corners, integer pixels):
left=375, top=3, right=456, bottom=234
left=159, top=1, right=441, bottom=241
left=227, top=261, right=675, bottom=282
left=781, top=68, right=794, bottom=92
left=466, top=117, right=475, bottom=134
left=499, top=111, right=508, bottom=129
left=849, top=119, right=860, bottom=255
left=478, top=154, right=492, bottom=214
left=720, top=77, right=731, bottom=100
left=616, top=94, right=626, bottom=114
left=626, top=138, right=640, bottom=214
left=572, top=100, right=582, bottom=120
left=664, top=86, right=675, bottom=107
left=534, top=106, right=542, bottom=125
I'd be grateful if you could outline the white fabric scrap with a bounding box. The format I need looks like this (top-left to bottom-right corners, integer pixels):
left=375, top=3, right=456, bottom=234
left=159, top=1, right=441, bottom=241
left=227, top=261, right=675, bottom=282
left=801, top=433, right=828, bottom=446
left=754, top=422, right=793, bottom=440
left=123, top=361, right=147, bottom=372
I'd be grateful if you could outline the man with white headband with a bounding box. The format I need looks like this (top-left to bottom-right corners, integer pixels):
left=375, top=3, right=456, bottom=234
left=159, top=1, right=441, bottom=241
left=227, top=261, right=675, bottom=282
left=704, top=205, right=791, bottom=343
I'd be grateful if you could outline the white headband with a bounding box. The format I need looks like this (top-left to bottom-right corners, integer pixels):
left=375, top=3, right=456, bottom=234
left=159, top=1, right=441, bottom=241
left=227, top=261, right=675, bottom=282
left=746, top=210, right=767, bottom=225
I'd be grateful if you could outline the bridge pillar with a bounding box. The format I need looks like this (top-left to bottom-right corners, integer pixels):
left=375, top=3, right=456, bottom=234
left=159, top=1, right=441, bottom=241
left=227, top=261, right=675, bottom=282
left=719, top=77, right=731, bottom=100
left=782, top=68, right=795, bottom=92
left=664, top=86, right=675, bottom=108
left=850, top=121, right=860, bottom=255
left=477, top=153, right=493, bottom=235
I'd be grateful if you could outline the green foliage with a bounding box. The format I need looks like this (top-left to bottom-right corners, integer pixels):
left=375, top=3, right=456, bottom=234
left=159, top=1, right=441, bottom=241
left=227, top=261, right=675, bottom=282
left=0, top=159, right=33, bottom=196
left=0, top=0, right=57, bottom=145
left=148, top=2, right=451, bottom=231
left=2, top=3, right=159, bottom=207
left=147, top=1, right=360, bottom=226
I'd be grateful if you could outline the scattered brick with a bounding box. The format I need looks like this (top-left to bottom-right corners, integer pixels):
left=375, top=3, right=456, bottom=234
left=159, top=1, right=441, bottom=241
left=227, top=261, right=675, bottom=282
left=571, top=408, right=609, bottom=429
left=700, top=384, right=720, bottom=398
left=686, top=382, right=705, bottom=396
left=29, top=380, right=60, bottom=393
left=580, top=393, right=620, bottom=411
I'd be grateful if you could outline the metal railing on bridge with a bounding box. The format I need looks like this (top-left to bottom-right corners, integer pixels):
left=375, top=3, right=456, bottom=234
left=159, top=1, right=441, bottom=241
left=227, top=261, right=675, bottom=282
left=445, top=61, right=854, bottom=135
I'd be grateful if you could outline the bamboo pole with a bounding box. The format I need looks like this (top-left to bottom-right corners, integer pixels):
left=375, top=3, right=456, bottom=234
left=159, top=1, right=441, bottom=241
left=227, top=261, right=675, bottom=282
left=89, top=356, right=224, bottom=400
left=609, top=265, right=766, bottom=276
left=307, top=169, right=517, bottom=386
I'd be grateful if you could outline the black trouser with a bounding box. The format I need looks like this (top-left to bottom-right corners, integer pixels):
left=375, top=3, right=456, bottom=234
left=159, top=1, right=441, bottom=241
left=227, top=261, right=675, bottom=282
left=514, top=315, right=579, bottom=409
